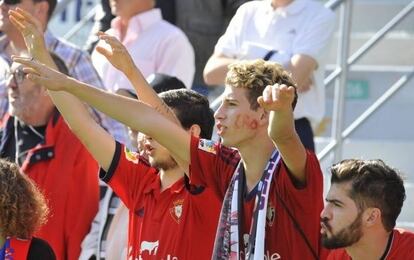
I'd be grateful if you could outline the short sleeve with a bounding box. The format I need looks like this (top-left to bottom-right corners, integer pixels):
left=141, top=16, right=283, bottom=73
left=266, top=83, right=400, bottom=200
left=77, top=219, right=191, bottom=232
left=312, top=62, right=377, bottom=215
left=28, top=237, right=56, bottom=260
left=99, top=141, right=157, bottom=208
left=214, top=3, right=250, bottom=57
left=292, top=7, right=336, bottom=60
left=276, top=151, right=324, bottom=213
left=189, top=135, right=240, bottom=199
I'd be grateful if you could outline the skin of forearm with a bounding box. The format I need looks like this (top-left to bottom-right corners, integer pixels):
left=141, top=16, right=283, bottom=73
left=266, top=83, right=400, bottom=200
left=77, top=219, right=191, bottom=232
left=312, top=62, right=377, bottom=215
left=268, top=109, right=296, bottom=143
left=67, top=80, right=190, bottom=163
left=124, top=64, right=180, bottom=125
left=287, top=54, right=317, bottom=92
left=203, top=55, right=237, bottom=85
left=269, top=109, right=307, bottom=183
left=28, top=47, right=106, bottom=164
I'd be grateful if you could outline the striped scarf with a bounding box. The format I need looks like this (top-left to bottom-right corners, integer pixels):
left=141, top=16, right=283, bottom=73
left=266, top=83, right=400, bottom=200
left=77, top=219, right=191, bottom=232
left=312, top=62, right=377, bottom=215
left=212, top=150, right=280, bottom=259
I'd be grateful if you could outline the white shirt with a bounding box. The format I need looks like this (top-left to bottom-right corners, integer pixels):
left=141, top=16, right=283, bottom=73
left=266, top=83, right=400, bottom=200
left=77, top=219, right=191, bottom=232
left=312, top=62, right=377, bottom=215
left=92, top=8, right=195, bottom=91
left=215, top=0, right=336, bottom=123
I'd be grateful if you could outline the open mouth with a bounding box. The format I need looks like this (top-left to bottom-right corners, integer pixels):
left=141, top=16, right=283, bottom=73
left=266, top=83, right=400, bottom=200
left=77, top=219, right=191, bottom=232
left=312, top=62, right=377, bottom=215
left=216, top=123, right=226, bottom=135
left=144, top=143, right=155, bottom=156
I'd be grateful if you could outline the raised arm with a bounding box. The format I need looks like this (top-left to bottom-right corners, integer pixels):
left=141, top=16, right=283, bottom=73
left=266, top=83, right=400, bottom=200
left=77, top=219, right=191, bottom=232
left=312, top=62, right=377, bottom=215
left=257, top=84, right=307, bottom=184
left=9, top=8, right=115, bottom=171
left=14, top=60, right=191, bottom=166
left=94, top=32, right=179, bottom=125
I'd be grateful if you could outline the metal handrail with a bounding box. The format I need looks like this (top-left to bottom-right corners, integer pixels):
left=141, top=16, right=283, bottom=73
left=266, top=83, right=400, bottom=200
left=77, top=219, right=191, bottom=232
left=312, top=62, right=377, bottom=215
left=324, top=0, right=414, bottom=88
left=325, top=0, right=345, bottom=10
left=318, top=68, right=414, bottom=160
left=321, top=0, right=414, bottom=162
left=330, top=0, right=352, bottom=161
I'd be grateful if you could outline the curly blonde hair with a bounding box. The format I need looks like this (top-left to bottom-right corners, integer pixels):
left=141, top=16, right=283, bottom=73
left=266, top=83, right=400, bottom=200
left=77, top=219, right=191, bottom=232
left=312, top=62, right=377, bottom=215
left=225, top=59, right=298, bottom=110
left=0, top=160, right=49, bottom=239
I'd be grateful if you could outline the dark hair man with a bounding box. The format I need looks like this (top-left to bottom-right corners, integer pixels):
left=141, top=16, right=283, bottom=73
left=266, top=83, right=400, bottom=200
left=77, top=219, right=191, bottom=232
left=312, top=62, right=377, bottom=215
left=322, top=159, right=414, bottom=260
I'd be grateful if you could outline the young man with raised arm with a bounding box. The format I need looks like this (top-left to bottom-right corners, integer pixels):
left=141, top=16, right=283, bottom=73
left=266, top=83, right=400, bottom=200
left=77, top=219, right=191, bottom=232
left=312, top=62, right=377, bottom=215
left=12, top=8, right=325, bottom=260
left=10, top=8, right=221, bottom=260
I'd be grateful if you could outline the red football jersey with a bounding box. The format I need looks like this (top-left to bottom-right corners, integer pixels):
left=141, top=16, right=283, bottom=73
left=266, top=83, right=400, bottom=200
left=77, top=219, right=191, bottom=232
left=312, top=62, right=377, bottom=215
left=101, top=142, right=222, bottom=259
left=328, top=229, right=414, bottom=260
left=190, top=136, right=326, bottom=259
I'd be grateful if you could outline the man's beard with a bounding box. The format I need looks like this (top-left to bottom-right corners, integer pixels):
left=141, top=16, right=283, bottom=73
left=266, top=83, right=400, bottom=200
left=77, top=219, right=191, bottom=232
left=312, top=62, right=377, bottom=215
left=150, top=156, right=178, bottom=171
left=321, top=213, right=363, bottom=249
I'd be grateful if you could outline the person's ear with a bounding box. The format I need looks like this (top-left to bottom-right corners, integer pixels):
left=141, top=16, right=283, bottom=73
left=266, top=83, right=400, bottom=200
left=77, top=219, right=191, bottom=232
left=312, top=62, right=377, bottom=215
left=34, top=1, right=49, bottom=27
left=363, top=208, right=381, bottom=227
left=259, top=108, right=269, bottom=125
left=188, top=124, right=201, bottom=137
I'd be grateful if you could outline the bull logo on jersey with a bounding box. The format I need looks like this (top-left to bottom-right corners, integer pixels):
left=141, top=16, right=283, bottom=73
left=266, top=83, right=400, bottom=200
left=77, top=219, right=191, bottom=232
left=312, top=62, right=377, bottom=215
left=124, top=147, right=139, bottom=164
left=170, top=199, right=184, bottom=223
left=139, top=240, right=159, bottom=256
left=267, top=203, right=276, bottom=226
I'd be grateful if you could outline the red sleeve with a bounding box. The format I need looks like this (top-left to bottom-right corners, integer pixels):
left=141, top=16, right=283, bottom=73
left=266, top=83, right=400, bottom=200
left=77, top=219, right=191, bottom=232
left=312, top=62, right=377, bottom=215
left=99, top=141, right=158, bottom=208
left=65, top=144, right=100, bottom=260
left=277, top=151, right=324, bottom=213
left=276, top=151, right=325, bottom=260
left=189, top=135, right=240, bottom=199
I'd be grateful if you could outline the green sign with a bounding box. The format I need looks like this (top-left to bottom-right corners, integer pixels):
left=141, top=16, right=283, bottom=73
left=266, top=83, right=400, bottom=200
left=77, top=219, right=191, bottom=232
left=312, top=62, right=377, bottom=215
left=346, top=80, right=369, bottom=100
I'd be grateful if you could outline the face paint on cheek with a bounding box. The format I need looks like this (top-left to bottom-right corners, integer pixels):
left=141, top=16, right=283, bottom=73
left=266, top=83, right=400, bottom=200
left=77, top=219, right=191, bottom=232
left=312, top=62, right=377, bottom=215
left=234, top=114, right=243, bottom=129
left=248, top=119, right=258, bottom=130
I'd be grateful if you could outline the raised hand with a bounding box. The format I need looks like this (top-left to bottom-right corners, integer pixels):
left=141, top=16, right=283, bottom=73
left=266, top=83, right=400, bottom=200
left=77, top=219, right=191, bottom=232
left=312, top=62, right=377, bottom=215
left=8, top=8, right=46, bottom=57
left=95, top=31, right=136, bottom=76
left=257, top=84, right=296, bottom=112
left=12, top=56, right=74, bottom=92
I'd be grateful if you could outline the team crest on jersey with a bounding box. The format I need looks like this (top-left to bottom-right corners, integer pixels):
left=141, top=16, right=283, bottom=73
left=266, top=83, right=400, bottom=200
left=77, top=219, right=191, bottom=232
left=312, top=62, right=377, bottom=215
left=198, top=139, right=216, bottom=154
left=124, top=147, right=139, bottom=164
left=170, top=199, right=184, bottom=223
left=266, top=203, right=276, bottom=226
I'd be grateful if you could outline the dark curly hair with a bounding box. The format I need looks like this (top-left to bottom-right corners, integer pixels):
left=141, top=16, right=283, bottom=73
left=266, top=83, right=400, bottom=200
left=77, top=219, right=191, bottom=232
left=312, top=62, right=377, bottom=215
left=0, top=159, right=49, bottom=239
left=225, top=59, right=298, bottom=111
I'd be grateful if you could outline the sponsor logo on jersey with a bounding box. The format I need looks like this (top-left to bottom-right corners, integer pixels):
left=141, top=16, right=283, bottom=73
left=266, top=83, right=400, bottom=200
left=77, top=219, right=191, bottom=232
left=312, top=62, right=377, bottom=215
left=139, top=240, right=159, bottom=256
left=198, top=139, right=216, bottom=154
left=170, top=199, right=184, bottom=223
left=124, top=147, right=139, bottom=164
left=266, top=203, right=276, bottom=227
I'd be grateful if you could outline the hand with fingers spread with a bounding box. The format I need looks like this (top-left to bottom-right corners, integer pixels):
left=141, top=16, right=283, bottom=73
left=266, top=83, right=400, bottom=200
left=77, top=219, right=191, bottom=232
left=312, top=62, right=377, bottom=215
left=95, top=31, right=137, bottom=76
left=12, top=56, right=74, bottom=92
left=8, top=8, right=47, bottom=58
left=257, top=84, right=296, bottom=112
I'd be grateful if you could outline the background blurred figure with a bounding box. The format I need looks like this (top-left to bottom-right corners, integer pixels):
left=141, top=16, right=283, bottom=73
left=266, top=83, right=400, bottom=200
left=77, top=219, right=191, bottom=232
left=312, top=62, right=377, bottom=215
left=156, top=0, right=251, bottom=95
left=79, top=73, right=186, bottom=260
left=91, top=0, right=195, bottom=95
left=0, top=159, right=55, bottom=260
left=0, top=0, right=127, bottom=143
left=0, top=53, right=99, bottom=260
left=204, top=0, right=336, bottom=151
left=84, top=0, right=115, bottom=53
left=322, top=159, right=414, bottom=259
